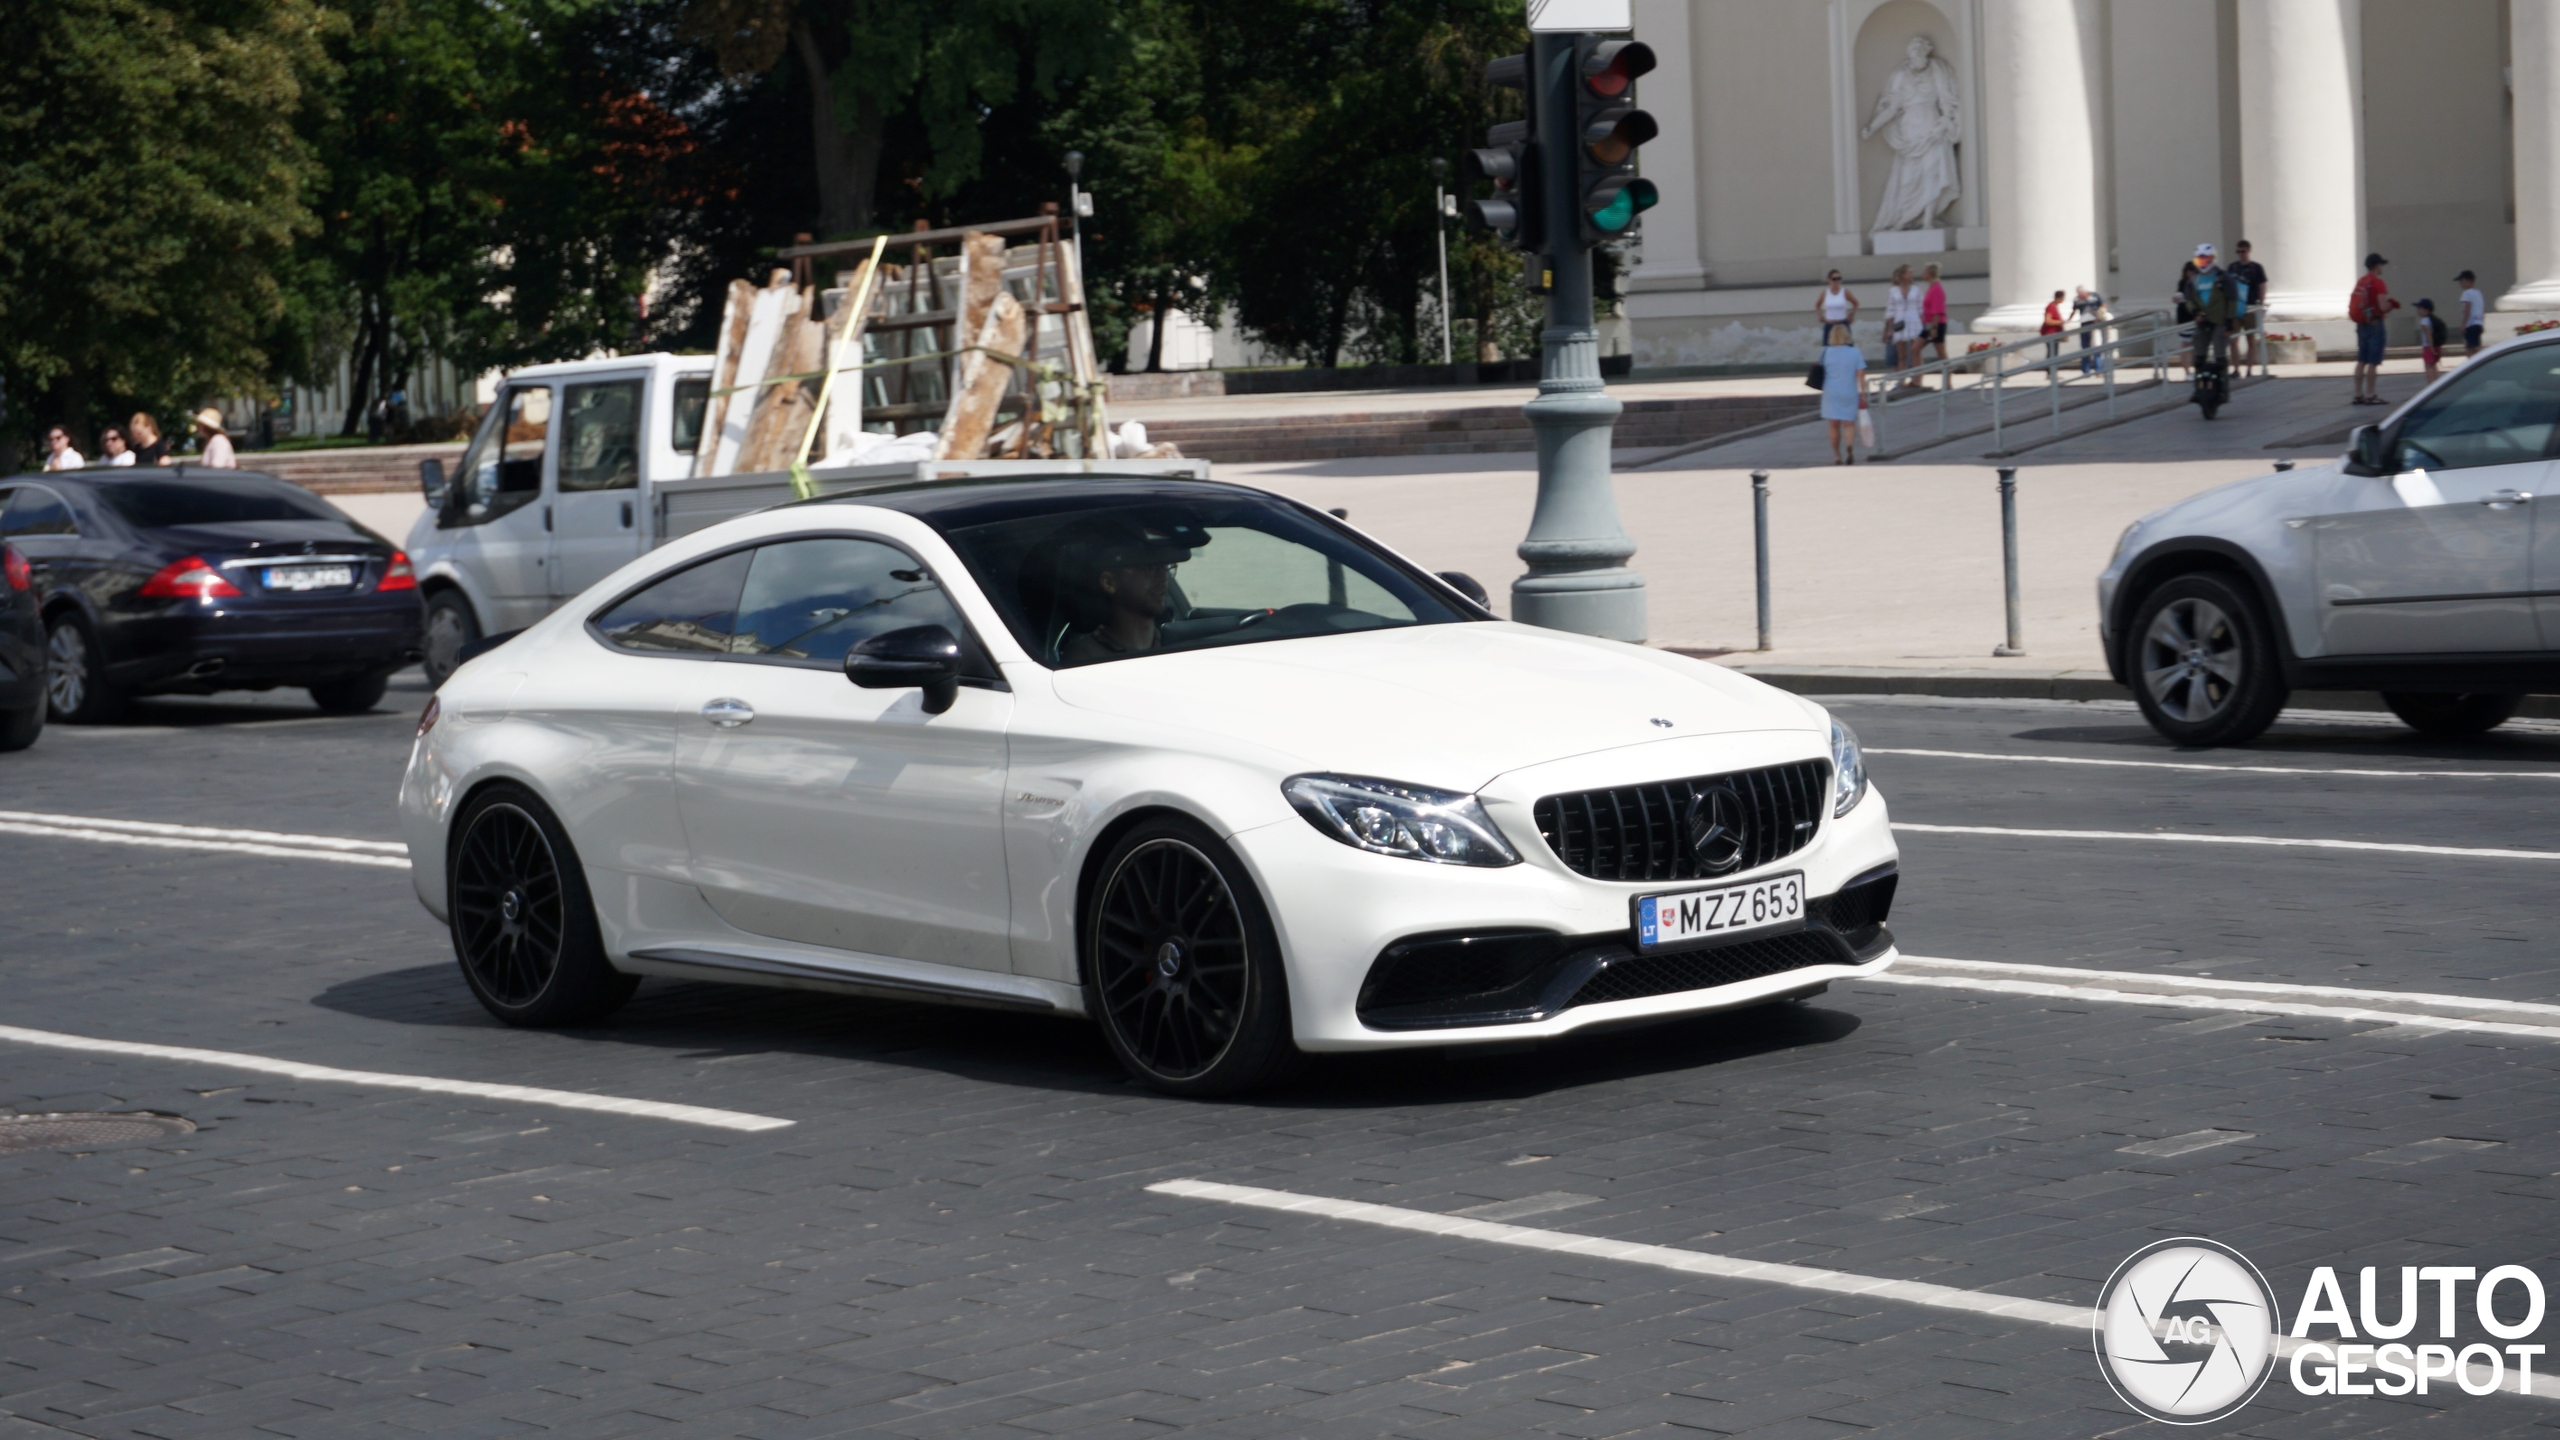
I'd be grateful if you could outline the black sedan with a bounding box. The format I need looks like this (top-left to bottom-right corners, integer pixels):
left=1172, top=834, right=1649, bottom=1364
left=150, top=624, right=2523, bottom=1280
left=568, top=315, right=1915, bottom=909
left=0, top=537, right=40, bottom=749
left=0, top=469, right=426, bottom=721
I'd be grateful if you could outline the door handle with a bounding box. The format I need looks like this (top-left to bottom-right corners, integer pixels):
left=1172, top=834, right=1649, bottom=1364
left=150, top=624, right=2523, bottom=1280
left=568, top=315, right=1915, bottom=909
left=700, top=697, right=754, bottom=728
left=620, top=501, right=633, bottom=528
left=2482, top=490, right=2535, bottom=508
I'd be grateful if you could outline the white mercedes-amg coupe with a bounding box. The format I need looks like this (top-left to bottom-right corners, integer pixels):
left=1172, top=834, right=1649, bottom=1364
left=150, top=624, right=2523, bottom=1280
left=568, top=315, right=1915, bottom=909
left=399, top=476, right=1900, bottom=1094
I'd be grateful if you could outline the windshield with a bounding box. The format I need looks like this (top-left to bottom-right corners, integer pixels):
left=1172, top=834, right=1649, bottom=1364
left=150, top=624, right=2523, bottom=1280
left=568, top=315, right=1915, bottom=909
left=94, top=477, right=347, bottom=529
left=932, top=487, right=1473, bottom=666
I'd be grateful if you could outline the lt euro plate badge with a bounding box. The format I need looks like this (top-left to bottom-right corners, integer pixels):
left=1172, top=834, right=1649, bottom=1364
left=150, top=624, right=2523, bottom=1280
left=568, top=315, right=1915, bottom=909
left=1635, top=871, right=1805, bottom=951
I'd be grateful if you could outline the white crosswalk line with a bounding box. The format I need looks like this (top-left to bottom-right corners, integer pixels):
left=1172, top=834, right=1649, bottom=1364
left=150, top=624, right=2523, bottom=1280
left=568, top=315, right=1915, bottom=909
left=0, top=810, right=410, bottom=868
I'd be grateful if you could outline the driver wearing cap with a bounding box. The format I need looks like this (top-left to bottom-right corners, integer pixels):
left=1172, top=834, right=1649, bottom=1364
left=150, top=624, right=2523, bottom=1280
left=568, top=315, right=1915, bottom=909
left=1059, top=523, right=1203, bottom=662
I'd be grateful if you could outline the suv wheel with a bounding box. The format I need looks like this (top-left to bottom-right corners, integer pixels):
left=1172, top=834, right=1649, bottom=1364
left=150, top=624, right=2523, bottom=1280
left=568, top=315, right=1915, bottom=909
left=2128, top=572, right=2288, bottom=746
left=2382, top=692, right=2523, bottom=737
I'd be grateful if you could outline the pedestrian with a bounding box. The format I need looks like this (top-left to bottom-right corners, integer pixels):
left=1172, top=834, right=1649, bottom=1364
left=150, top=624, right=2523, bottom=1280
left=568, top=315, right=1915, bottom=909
left=2071, top=284, right=2105, bottom=374
left=2228, top=240, right=2268, bottom=368
left=2349, top=252, right=2399, bottom=406
left=128, top=412, right=168, bottom=466
left=1919, top=262, right=1950, bottom=385
left=2457, top=270, right=2487, bottom=355
left=2414, top=298, right=2447, bottom=381
left=41, top=425, right=84, bottom=471
left=1814, top=269, right=1859, bottom=335
left=2040, top=289, right=2066, bottom=364
left=1884, top=264, right=1920, bottom=388
left=190, top=407, right=238, bottom=468
left=98, top=425, right=135, bottom=466
left=2174, top=258, right=2200, bottom=375
left=1819, top=321, right=1868, bottom=465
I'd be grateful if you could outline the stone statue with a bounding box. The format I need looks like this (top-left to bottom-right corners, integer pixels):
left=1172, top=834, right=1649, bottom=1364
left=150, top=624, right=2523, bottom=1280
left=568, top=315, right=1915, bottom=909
left=1862, top=35, right=1962, bottom=232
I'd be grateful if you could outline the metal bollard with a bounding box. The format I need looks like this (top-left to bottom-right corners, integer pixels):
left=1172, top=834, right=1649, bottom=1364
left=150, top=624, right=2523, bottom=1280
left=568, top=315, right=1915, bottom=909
left=1751, top=470, right=1772, bottom=651
left=1992, top=466, right=2024, bottom=656
left=2273, top=459, right=2294, bottom=472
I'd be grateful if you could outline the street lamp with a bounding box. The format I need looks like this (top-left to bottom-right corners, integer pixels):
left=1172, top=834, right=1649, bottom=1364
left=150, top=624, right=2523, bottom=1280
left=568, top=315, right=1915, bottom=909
left=1429, top=157, right=1454, bottom=366
left=1062, top=150, right=1089, bottom=280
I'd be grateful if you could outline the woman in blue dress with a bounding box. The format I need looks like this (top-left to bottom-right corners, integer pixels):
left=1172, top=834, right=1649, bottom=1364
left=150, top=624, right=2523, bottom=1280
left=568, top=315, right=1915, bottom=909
left=1820, top=320, right=1867, bottom=464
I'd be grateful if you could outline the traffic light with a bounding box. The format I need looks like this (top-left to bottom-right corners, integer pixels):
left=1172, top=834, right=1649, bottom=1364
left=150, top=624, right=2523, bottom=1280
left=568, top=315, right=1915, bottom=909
left=1462, top=51, right=1542, bottom=255
left=1573, top=37, right=1658, bottom=245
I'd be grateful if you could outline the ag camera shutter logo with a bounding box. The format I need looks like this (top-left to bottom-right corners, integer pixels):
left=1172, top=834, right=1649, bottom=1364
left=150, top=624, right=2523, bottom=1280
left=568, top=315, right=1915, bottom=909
left=2092, top=1238, right=2281, bottom=1424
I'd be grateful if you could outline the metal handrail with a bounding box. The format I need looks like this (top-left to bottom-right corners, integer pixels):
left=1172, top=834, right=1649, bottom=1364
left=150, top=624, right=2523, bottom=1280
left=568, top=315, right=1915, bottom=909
left=1858, top=306, right=2268, bottom=455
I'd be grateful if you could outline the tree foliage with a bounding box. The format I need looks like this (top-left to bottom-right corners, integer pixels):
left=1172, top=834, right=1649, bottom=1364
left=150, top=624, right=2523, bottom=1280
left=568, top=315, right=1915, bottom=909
left=0, top=0, right=332, bottom=452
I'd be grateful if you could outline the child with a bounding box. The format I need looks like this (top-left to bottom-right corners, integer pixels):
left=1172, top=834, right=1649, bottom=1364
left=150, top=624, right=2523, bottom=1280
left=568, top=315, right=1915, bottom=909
left=2414, top=298, right=2447, bottom=381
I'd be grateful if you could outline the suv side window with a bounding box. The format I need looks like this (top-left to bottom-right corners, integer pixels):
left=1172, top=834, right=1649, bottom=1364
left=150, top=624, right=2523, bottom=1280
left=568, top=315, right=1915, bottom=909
left=729, top=537, right=982, bottom=671
left=0, top=485, right=78, bottom=537
left=592, top=548, right=753, bottom=655
left=559, top=380, right=643, bottom=492
left=2392, top=347, right=2560, bottom=472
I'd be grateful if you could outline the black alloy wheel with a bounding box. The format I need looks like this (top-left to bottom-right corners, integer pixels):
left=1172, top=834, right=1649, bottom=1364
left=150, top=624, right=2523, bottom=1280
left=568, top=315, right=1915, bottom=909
left=2382, top=691, right=2524, bottom=737
left=448, top=785, right=636, bottom=1026
left=2128, top=572, right=2288, bottom=747
left=43, top=613, right=122, bottom=724
left=1086, top=818, right=1298, bottom=1096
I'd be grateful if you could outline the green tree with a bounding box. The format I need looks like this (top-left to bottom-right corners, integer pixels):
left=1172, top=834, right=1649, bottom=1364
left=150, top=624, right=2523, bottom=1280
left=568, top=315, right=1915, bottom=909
left=0, top=0, right=332, bottom=455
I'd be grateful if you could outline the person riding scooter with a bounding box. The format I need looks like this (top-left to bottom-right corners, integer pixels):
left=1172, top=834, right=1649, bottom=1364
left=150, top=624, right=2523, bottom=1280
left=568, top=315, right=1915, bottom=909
left=2179, top=243, right=2247, bottom=418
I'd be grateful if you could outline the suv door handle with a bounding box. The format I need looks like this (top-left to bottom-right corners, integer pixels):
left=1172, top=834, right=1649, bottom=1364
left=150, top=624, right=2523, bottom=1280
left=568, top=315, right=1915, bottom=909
left=700, top=697, right=754, bottom=728
left=2483, top=490, right=2534, bottom=508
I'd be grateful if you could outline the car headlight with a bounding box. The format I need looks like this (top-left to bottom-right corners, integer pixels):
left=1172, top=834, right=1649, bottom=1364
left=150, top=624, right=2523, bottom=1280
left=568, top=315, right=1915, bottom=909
left=1830, top=719, right=1867, bottom=817
left=1283, top=774, right=1520, bottom=867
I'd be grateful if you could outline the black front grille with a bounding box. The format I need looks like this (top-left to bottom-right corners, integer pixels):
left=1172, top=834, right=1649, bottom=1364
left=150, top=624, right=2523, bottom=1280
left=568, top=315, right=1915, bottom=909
left=1568, top=928, right=1846, bottom=1006
left=1533, top=759, right=1831, bottom=882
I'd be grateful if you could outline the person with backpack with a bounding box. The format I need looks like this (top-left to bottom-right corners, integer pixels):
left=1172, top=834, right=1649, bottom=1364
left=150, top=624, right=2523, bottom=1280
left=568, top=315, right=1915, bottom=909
left=2349, top=253, right=2399, bottom=406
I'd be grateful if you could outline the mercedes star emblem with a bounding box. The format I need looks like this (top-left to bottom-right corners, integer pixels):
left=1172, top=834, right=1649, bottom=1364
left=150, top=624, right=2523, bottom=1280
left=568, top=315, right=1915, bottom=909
left=1684, top=784, right=1747, bottom=874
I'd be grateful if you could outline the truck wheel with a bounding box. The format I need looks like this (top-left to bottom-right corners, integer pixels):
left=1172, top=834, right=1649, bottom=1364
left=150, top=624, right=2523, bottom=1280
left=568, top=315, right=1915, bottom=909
left=2382, top=692, right=2523, bottom=737
left=423, top=591, right=479, bottom=689
left=2128, top=573, right=2287, bottom=747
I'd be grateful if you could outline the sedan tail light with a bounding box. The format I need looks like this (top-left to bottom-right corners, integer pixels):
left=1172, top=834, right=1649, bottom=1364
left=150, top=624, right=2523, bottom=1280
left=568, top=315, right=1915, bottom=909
left=379, top=551, right=417, bottom=592
left=1, top=543, right=26, bottom=592
left=139, top=555, right=242, bottom=599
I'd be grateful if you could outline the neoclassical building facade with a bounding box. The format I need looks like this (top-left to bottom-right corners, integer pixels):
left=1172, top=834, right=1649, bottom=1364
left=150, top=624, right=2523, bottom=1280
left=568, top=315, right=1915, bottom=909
left=1625, top=0, right=2552, bottom=365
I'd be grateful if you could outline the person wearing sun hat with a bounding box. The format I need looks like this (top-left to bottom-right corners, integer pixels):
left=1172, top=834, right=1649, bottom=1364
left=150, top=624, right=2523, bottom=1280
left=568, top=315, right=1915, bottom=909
left=190, top=407, right=237, bottom=468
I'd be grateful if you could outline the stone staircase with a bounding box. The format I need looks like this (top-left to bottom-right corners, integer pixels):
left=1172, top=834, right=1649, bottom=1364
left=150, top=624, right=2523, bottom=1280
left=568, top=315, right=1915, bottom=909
left=1137, top=392, right=1818, bottom=465
left=248, top=444, right=464, bottom=495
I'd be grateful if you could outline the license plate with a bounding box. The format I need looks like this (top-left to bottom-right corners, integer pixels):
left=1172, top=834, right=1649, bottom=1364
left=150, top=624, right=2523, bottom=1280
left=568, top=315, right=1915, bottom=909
left=263, top=565, right=353, bottom=591
left=1635, top=871, right=1806, bottom=950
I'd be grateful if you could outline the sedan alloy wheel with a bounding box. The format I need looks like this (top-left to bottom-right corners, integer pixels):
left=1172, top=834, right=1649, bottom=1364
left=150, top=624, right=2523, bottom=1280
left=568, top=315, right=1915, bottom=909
left=452, top=801, right=566, bottom=1008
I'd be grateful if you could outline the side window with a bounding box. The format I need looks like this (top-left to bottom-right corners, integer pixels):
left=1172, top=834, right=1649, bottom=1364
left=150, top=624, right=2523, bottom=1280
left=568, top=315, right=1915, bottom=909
left=2393, top=348, right=2560, bottom=472
left=670, top=377, right=711, bottom=455
left=591, top=548, right=752, bottom=655
left=1, top=485, right=77, bottom=537
left=560, top=381, right=642, bottom=492
left=730, top=537, right=973, bottom=668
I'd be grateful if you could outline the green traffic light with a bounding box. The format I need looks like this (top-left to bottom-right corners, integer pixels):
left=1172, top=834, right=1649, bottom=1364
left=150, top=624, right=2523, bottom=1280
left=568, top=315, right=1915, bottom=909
left=1589, top=178, right=1659, bottom=233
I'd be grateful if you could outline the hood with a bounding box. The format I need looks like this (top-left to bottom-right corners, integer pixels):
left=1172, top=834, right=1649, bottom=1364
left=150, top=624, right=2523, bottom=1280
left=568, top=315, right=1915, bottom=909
left=1050, top=621, right=1822, bottom=791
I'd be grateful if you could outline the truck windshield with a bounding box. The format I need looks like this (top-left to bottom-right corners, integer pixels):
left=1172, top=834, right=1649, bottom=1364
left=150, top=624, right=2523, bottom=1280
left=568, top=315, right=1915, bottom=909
left=934, top=488, right=1473, bottom=668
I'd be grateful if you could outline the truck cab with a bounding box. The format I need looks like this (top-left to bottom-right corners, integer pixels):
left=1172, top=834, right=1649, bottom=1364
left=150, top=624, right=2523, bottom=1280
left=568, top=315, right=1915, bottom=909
left=408, top=354, right=712, bottom=683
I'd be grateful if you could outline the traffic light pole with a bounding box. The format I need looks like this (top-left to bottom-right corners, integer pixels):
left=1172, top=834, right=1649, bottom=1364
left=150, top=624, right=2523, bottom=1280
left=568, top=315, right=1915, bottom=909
left=1511, top=32, right=1646, bottom=642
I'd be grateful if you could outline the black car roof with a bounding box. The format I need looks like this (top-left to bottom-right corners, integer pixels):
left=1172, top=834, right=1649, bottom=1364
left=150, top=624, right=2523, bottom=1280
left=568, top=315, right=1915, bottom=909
left=3, top=467, right=295, bottom=489
left=805, top=475, right=1282, bottom=530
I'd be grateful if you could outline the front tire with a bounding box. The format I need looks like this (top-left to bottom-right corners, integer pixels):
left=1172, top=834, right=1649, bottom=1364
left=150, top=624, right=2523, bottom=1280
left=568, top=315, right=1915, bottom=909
left=2383, top=692, right=2523, bottom=737
left=1084, top=816, right=1299, bottom=1097
left=423, top=590, right=480, bottom=689
left=2128, top=572, right=2288, bottom=746
left=0, top=698, right=41, bottom=752
left=448, top=784, right=637, bottom=1026
left=44, top=613, right=122, bottom=724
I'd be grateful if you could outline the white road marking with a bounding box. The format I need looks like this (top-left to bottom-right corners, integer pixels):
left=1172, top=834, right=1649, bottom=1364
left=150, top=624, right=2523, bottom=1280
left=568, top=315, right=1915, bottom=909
left=0, top=1024, right=792, bottom=1132
left=1891, top=821, right=2560, bottom=862
left=2118, top=1129, right=2256, bottom=1157
left=1149, top=1180, right=2555, bottom=1401
left=1869, top=747, right=2557, bottom=781
left=1904, top=956, right=2560, bottom=1019
left=1881, top=972, right=2560, bottom=1042
left=0, top=811, right=410, bottom=869
left=1827, top=694, right=2560, bottom=735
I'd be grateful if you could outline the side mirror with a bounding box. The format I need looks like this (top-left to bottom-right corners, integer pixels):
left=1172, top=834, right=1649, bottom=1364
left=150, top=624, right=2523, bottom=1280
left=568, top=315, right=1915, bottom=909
left=2345, top=423, right=2391, bottom=476
left=845, top=623, right=962, bottom=714
left=1436, top=570, right=1491, bottom=609
left=419, top=457, right=447, bottom=507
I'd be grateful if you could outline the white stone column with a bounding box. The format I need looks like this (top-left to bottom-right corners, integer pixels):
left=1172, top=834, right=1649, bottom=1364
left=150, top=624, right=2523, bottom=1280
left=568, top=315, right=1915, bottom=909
left=2502, top=0, right=2560, bottom=309
left=1627, top=0, right=1706, bottom=290
left=1974, top=0, right=2103, bottom=331
left=2237, top=0, right=2362, bottom=320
